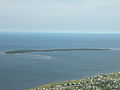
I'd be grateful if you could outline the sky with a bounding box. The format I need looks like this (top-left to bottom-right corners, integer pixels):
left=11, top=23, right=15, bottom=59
left=0, top=0, right=120, bottom=33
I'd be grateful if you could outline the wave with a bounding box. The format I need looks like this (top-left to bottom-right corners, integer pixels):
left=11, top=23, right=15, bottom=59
left=0, top=51, right=52, bottom=60
left=110, top=48, right=120, bottom=50
left=13, top=54, right=52, bottom=60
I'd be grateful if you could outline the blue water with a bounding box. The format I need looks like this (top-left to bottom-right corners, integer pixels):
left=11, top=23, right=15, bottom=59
left=0, top=32, right=120, bottom=90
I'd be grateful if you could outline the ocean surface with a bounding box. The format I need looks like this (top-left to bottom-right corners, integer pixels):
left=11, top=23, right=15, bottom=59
left=0, top=32, right=120, bottom=90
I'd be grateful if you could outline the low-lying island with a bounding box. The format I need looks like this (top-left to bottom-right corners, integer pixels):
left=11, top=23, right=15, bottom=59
left=4, top=48, right=111, bottom=54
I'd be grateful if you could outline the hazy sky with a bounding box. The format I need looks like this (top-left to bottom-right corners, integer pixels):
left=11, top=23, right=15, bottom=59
left=0, top=0, right=120, bottom=33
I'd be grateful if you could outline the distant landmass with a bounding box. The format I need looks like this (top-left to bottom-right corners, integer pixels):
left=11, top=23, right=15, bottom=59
left=4, top=48, right=111, bottom=54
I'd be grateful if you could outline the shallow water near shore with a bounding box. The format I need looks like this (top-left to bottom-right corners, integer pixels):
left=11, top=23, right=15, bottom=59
left=0, top=33, right=120, bottom=90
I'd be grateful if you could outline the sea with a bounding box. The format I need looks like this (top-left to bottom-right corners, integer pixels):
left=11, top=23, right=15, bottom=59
left=0, top=32, right=120, bottom=90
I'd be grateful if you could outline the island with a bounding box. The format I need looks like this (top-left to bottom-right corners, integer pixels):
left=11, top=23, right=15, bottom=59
left=4, top=48, right=111, bottom=54
left=26, top=72, right=120, bottom=90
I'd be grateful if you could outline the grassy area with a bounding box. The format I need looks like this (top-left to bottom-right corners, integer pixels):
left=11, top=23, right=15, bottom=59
left=26, top=72, right=120, bottom=90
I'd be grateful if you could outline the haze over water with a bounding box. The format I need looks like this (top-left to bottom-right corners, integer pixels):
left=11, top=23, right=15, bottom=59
left=0, top=32, right=120, bottom=90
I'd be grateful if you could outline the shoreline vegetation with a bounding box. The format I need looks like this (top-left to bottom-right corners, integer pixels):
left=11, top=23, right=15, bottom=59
left=4, top=48, right=111, bottom=54
left=26, top=72, right=120, bottom=90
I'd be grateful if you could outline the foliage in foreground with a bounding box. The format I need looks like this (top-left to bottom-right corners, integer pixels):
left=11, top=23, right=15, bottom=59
left=26, top=72, right=120, bottom=90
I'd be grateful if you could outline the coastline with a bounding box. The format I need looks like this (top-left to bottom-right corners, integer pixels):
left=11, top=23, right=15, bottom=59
left=26, top=72, right=120, bottom=90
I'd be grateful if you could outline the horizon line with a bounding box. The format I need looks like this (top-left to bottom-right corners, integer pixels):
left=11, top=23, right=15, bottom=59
left=0, top=31, right=120, bottom=34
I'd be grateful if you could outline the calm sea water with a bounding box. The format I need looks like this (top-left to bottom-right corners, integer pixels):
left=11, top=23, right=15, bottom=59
left=0, top=32, right=120, bottom=90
